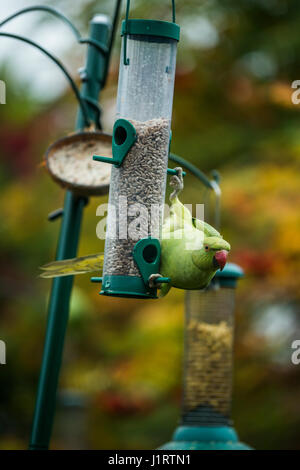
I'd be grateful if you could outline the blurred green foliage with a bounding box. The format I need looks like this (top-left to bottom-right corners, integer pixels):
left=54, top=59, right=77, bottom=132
left=0, top=0, right=300, bottom=450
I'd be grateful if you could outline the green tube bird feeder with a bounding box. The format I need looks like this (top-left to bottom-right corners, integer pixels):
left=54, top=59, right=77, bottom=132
left=93, top=0, right=180, bottom=299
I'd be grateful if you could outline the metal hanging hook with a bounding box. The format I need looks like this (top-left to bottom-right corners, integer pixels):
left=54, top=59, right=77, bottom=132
left=0, top=5, right=82, bottom=39
left=0, top=2, right=123, bottom=129
left=0, top=32, right=91, bottom=128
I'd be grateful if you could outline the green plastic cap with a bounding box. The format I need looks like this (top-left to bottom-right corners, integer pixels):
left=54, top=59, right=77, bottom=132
left=214, top=262, right=244, bottom=288
left=122, top=19, right=180, bottom=42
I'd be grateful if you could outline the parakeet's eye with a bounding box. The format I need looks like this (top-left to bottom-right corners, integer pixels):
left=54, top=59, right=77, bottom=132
left=205, top=245, right=209, bottom=251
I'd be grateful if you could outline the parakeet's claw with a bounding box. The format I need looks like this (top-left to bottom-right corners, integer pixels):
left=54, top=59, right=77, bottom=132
left=148, top=273, right=163, bottom=289
left=170, top=167, right=184, bottom=200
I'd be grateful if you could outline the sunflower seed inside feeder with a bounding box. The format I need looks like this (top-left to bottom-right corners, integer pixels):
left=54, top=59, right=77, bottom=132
left=103, top=117, right=170, bottom=277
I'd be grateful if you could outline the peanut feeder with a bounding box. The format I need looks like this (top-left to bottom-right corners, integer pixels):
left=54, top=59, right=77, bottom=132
left=161, top=263, right=252, bottom=450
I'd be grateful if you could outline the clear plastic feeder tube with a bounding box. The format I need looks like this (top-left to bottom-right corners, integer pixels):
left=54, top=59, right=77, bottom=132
left=102, top=20, right=179, bottom=297
left=117, top=33, right=177, bottom=122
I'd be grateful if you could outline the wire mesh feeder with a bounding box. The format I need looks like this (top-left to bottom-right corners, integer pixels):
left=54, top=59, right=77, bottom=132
left=45, top=131, right=112, bottom=196
left=183, top=285, right=234, bottom=427
left=160, top=264, right=252, bottom=450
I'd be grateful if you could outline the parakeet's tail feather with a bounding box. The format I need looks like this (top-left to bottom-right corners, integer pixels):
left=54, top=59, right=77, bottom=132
left=39, top=253, right=104, bottom=278
left=40, top=254, right=103, bottom=270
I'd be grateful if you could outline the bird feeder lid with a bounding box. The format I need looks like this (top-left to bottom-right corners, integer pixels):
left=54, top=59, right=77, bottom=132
left=214, top=262, right=244, bottom=288
left=121, top=19, right=180, bottom=42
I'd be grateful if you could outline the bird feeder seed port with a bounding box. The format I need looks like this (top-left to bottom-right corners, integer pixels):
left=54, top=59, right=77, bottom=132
left=93, top=0, right=180, bottom=299
left=160, top=263, right=252, bottom=450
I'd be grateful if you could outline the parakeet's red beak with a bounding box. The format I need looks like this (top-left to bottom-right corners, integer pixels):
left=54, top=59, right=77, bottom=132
left=213, top=250, right=228, bottom=271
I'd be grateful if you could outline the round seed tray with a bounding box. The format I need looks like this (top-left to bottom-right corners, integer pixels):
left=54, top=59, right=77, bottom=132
left=45, top=131, right=112, bottom=196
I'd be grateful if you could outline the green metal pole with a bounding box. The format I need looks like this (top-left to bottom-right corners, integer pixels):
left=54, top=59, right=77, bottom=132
left=29, top=15, right=111, bottom=450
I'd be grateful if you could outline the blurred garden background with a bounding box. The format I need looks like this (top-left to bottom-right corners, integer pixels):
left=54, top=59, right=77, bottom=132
left=0, top=0, right=300, bottom=450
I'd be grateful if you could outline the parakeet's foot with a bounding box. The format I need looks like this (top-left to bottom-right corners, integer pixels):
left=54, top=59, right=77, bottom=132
left=170, top=167, right=184, bottom=200
left=148, top=274, right=172, bottom=298
left=148, top=273, right=163, bottom=289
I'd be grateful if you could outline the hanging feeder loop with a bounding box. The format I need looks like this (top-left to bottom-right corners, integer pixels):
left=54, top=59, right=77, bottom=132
left=0, top=5, right=82, bottom=38
left=0, top=5, right=111, bottom=60
left=123, top=0, right=177, bottom=66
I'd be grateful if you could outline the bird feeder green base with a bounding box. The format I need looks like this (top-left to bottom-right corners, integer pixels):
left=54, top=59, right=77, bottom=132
left=100, top=275, right=158, bottom=299
left=159, top=426, right=252, bottom=450
left=98, top=239, right=170, bottom=299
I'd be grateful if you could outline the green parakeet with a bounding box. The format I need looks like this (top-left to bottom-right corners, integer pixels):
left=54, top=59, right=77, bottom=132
left=158, top=196, right=230, bottom=296
left=40, top=196, right=230, bottom=297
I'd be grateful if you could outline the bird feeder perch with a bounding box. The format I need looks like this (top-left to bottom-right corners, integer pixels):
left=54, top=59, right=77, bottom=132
left=93, top=0, right=180, bottom=298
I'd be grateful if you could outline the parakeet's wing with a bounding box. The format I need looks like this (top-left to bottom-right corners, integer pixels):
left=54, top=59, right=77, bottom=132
left=39, top=253, right=103, bottom=278
left=192, top=217, right=221, bottom=237
left=163, top=195, right=221, bottom=238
